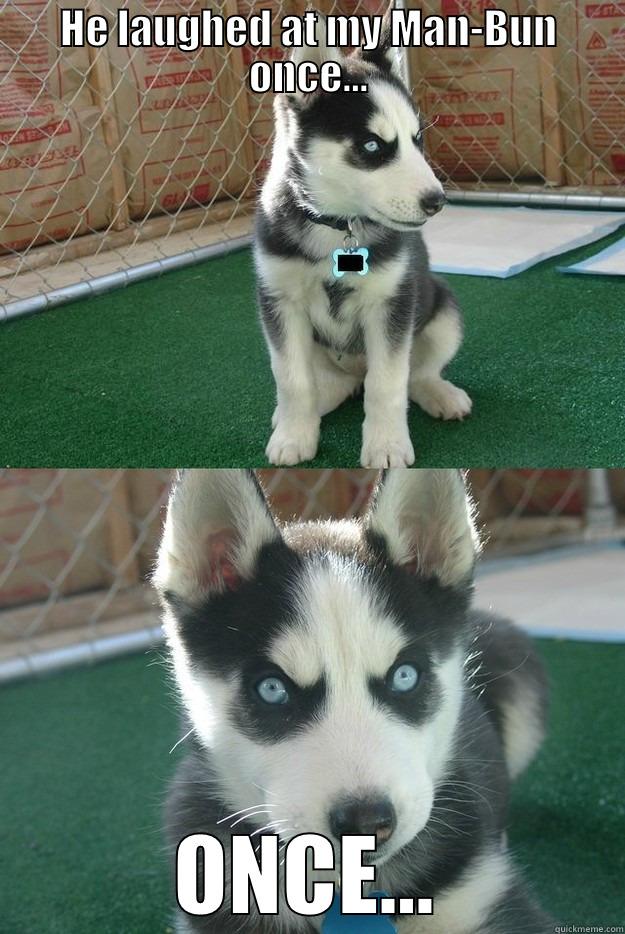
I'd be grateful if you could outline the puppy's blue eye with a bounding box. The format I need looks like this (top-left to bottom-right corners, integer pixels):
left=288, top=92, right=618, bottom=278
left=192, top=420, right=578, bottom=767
left=363, top=139, right=380, bottom=153
left=256, top=676, right=289, bottom=705
left=390, top=664, right=420, bottom=693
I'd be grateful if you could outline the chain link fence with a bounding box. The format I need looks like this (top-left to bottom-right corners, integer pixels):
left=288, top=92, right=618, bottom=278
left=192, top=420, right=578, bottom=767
left=1, top=1, right=624, bottom=316
left=1, top=468, right=623, bottom=682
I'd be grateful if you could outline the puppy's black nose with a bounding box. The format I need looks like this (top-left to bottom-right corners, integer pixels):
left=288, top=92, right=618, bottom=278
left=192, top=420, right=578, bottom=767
left=329, top=797, right=396, bottom=843
left=420, top=190, right=447, bottom=216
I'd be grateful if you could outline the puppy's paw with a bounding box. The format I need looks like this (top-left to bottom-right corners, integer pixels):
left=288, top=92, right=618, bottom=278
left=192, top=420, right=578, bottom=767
left=266, top=418, right=319, bottom=466
left=360, top=424, right=415, bottom=468
left=410, top=378, right=472, bottom=421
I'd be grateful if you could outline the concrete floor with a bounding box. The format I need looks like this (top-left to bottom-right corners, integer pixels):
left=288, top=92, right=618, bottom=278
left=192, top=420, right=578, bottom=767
left=476, top=542, right=625, bottom=642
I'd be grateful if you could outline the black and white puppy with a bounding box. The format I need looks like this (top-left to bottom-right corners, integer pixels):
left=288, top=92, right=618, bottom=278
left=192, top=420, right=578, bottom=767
left=155, top=469, right=552, bottom=933
left=254, top=13, right=472, bottom=467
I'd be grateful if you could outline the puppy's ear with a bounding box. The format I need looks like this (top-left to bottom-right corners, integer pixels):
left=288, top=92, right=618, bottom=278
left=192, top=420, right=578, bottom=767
left=288, top=13, right=344, bottom=107
left=154, top=470, right=280, bottom=604
left=354, top=3, right=403, bottom=81
left=365, top=469, right=480, bottom=587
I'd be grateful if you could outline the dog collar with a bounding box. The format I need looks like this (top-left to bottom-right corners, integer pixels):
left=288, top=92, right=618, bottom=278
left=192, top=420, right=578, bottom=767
left=302, top=208, right=358, bottom=233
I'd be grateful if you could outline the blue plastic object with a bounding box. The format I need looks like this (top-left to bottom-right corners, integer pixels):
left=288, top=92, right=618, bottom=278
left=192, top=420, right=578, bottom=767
left=321, top=891, right=396, bottom=932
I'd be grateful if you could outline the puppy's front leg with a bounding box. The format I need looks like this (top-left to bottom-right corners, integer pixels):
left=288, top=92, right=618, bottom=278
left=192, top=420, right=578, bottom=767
left=361, top=314, right=415, bottom=468
left=264, top=299, right=320, bottom=466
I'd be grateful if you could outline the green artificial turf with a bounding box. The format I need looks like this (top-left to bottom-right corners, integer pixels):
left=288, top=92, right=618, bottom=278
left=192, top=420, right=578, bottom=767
left=0, top=641, right=624, bottom=932
left=2, top=228, right=625, bottom=467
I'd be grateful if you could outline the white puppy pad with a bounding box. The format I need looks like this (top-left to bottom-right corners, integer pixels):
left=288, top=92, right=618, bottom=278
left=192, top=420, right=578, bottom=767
left=559, top=235, right=625, bottom=277
left=475, top=545, right=625, bottom=643
left=422, top=205, right=625, bottom=278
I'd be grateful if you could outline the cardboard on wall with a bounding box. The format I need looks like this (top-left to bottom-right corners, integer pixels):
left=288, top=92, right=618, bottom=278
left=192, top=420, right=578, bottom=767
left=125, top=470, right=170, bottom=578
left=0, top=470, right=113, bottom=619
left=0, top=469, right=170, bottom=636
left=238, top=0, right=290, bottom=183
left=408, top=0, right=546, bottom=182
left=553, top=0, right=625, bottom=187
left=103, top=0, right=254, bottom=221
left=257, top=469, right=372, bottom=522
left=497, top=469, right=585, bottom=516
left=0, top=1, right=114, bottom=255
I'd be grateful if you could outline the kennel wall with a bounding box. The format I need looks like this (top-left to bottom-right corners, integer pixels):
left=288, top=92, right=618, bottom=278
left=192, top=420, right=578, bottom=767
left=1, top=0, right=624, bottom=316
left=0, top=468, right=622, bottom=683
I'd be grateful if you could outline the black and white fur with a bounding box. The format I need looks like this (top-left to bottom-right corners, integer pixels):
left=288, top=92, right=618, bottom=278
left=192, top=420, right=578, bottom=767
left=155, top=469, right=552, bottom=934
left=255, top=12, right=472, bottom=467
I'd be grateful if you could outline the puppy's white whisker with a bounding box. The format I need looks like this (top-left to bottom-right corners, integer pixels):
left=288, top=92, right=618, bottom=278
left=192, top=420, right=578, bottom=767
left=169, top=727, right=194, bottom=755
left=229, top=809, right=276, bottom=828
left=252, top=781, right=278, bottom=799
left=216, top=804, right=277, bottom=826
left=250, top=820, right=289, bottom=837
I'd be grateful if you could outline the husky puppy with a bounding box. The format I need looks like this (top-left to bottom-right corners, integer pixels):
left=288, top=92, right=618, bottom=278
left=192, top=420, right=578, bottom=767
left=155, top=469, right=552, bottom=933
left=255, top=13, right=472, bottom=467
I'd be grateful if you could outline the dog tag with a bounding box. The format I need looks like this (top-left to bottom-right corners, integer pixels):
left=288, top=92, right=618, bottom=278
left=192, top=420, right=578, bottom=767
left=321, top=891, right=396, bottom=932
left=332, top=247, right=369, bottom=278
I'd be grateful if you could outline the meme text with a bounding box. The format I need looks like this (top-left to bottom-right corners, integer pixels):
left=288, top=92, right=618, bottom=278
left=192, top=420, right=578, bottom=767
left=60, top=8, right=557, bottom=95
left=176, top=833, right=434, bottom=917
